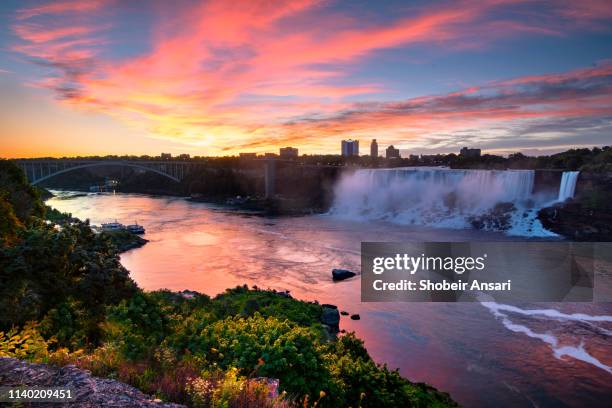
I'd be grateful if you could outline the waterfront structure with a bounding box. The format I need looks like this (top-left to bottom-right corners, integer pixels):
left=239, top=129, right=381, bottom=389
left=341, top=139, right=359, bottom=156
left=279, top=147, right=298, bottom=159
left=386, top=145, right=401, bottom=159
left=370, top=139, right=378, bottom=157
left=15, top=158, right=193, bottom=184
left=460, top=147, right=481, bottom=158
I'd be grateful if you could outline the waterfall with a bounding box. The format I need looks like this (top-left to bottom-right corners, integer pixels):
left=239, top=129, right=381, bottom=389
left=558, top=171, right=579, bottom=202
left=329, top=167, right=555, bottom=236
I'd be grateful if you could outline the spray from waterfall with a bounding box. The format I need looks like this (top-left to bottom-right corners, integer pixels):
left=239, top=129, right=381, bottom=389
left=329, top=168, right=556, bottom=236
left=558, top=171, right=580, bottom=202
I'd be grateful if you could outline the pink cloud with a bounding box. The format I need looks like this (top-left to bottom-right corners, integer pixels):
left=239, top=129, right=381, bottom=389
left=8, top=0, right=612, bottom=153
left=16, top=0, right=110, bottom=20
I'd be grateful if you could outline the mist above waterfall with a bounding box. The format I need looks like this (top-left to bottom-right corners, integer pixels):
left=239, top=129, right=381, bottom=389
left=329, top=167, right=557, bottom=236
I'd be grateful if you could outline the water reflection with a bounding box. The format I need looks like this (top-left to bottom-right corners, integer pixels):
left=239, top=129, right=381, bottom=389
left=48, top=192, right=612, bottom=407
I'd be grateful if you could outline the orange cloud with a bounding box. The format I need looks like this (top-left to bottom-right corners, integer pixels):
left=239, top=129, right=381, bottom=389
left=8, top=0, right=612, bottom=155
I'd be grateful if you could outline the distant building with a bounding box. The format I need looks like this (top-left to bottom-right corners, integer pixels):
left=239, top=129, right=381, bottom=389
left=239, top=152, right=257, bottom=158
left=264, top=153, right=278, bottom=158
left=460, top=147, right=481, bottom=158
left=279, top=147, right=298, bottom=159
left=370, top=139, right=378, bottom=157
left=341, top=139, right=359, bottom=157
left=177, top=153, right=190, bottom=160
left=409, top=154, right=420, bottom=160
left=386, top=145, right=401, bottom=159
left=160, top=153, right=172, bottom=160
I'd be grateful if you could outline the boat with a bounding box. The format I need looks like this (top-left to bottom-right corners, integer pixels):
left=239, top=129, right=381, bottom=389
left=126, top=222, right=145, bottom=234
left=101, top=221, right=125, bottom=231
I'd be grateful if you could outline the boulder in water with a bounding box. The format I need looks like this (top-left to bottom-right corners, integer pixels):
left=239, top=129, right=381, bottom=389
left=332, top=269, right=356, bottom=281
left=468, top=202, right=516, bottom=231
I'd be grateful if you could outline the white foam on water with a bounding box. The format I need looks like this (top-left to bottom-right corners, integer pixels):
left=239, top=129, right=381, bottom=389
left=329, top=167, right=558, bottom=236
left=481, top=301, right=612, bottom=375
left=487, top=303, right=612, bottom=322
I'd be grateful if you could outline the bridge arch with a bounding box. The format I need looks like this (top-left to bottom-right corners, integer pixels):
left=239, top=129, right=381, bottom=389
left=27, top=161, right=182, bottom=185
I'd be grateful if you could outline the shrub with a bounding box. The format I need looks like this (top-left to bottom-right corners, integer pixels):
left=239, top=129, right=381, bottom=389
left=197, top=313, right=331, bottom=398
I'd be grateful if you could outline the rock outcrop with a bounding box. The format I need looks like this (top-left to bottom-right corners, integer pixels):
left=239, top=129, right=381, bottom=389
left=320, top=304, right=340, bottom=333
left=538, top=201, right=612, bottom=241
left=467, top=202, right=517, bottom=231
left=0, top=357, right=185, bottom=407
left=538, top=172, right=612, bottom=241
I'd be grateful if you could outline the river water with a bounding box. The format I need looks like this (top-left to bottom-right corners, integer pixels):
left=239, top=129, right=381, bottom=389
left=48, top=191, right=612, bottom=407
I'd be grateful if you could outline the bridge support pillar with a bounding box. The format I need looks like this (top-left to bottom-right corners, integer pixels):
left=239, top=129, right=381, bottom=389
left=264, top=159, right=276, bottom=199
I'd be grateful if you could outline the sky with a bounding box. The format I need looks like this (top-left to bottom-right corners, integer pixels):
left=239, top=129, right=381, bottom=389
left=0, top=0, right=611, bottom=158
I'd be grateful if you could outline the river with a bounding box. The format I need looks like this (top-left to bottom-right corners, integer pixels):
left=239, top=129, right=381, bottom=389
left=48, top=191, right=612, bottom=407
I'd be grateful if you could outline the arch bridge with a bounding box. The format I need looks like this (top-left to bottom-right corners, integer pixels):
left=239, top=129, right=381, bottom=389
left=14, top=159, right=193, bottom=185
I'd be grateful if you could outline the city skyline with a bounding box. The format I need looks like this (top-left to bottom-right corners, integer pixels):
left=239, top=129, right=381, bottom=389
left=1, top=0, right=612, bottom=158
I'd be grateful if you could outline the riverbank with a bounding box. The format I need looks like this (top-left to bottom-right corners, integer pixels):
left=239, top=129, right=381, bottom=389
left=0, top=286, right=459, bottom=407
left=105, top=229, right=149, bottom=252
left=1, top=160, right=457, bottom=407
left=43, top=181, right=612, bottom=407
left=190, top=195, right=326, bottom=216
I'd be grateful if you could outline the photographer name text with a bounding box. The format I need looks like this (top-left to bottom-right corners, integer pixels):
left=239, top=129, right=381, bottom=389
left=370, top=253, right=512, bottom=292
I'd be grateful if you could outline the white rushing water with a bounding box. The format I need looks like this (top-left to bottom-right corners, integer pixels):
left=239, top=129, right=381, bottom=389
left=330, top=167, right=555, bottom=236
left=558, top=171, right=580, bottom=202
left=480, top=300, right=612, bottom=375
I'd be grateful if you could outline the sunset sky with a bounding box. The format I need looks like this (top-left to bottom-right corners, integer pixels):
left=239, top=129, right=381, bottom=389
left=1, top=0, right=611, bottom=158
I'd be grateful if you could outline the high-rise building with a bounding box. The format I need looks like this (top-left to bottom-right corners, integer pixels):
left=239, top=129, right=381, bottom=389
left=341, top=139, right=359, bottom=156
left=386, top=145, right=400, bottom=159
left=279, top=147, right=298, bottom=159
left=370, top=139, right=378, bottom=157
left=459, top=147, right=481, bottom=158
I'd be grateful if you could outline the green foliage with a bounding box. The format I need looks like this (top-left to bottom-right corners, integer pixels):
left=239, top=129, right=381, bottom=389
left=329, top=334, right=455, bottom=407
left=0, top=323, right=53, bottom=361
left=449, top=146, right=612, bottom=171
left=580, top=147, right=612, bottom=172
left=44, top=205, right=73, bottom=223
left=0, top=162, right=458, bottom=407
left=213, top=286, right=323, bottom=328
left=0, top=160, right=45, bottom=223
left=95, top=290, right=457, bottom=407
left=101, top=229, right=148, bottom=252
left=0, top=322, right=81, bottom=365
left=0, top=217, right=137, bottom=343
left=106, top=293, right=169, bottom=359
left=187, top=367, right=282, bottom=408
left=197, top=313, right=330, bottom=398
left=0, top=196, right=22, bottom=244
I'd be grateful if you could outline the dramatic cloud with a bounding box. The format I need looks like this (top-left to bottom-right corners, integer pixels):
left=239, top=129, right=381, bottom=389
left=8, top=0, right=612, bottom=155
